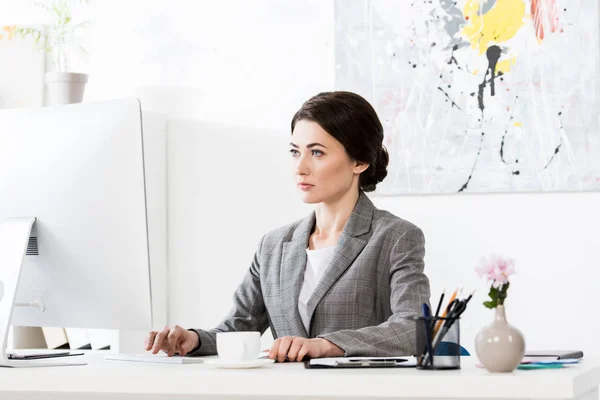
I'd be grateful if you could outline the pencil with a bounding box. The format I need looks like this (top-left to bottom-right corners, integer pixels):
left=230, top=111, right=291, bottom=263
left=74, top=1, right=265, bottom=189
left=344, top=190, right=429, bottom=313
left=433, top=287, right=459, bottom=337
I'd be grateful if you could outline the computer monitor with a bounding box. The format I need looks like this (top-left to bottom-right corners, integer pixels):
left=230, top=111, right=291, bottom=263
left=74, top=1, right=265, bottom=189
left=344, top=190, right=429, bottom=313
left=0, top=99, right=153, bottom=358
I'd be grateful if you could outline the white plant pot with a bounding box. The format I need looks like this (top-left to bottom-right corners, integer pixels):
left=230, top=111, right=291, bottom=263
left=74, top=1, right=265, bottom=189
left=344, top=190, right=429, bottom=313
left=45, top=72, right=88, bottom=106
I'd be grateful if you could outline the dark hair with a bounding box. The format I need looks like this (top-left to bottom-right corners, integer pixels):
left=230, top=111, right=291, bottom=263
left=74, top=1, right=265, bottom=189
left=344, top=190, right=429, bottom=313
left=291, top=91, right=389, bottom=192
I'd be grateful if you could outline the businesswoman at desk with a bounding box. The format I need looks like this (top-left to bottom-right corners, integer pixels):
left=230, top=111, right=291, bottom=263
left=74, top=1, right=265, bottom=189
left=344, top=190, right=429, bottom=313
left=145, top=91, right=431, bottom=362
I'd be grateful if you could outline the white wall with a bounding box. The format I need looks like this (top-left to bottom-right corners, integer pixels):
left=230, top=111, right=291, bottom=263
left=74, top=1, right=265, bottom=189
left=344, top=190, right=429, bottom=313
left=1, top=0, right=335, bottom=127
left=83, top=0, right=335, bottom=131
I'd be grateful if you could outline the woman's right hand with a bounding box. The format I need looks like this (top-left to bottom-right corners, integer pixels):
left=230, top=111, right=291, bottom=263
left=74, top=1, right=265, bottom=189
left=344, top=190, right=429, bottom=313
left=145, top=325, right=199, bottom=357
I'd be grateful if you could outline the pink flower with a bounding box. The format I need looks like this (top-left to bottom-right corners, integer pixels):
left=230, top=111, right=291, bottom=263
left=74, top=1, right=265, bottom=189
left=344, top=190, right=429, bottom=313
left=475, top=253, right=516, bottom=288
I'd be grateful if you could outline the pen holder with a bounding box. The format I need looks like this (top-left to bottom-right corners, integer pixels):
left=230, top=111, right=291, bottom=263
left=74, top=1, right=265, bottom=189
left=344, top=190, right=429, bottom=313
left=414, top=316, right=461, bottom=370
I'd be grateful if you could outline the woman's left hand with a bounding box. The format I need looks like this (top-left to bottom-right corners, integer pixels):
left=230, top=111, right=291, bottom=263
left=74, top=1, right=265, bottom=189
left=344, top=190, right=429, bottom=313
left=268, top=336, right=344, bottom=362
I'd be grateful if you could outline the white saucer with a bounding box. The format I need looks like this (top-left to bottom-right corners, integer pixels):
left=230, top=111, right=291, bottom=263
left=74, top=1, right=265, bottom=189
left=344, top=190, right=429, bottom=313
left=204, top=358, right=275, bottom=369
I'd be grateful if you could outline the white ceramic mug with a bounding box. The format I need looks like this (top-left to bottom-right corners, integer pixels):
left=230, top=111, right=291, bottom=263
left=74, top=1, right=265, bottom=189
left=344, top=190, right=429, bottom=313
left=216, top=332, right=261, bottom=361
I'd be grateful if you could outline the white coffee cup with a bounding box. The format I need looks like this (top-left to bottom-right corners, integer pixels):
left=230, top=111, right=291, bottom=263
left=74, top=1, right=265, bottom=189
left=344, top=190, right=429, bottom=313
left=216, top=332, right=260, bottom=361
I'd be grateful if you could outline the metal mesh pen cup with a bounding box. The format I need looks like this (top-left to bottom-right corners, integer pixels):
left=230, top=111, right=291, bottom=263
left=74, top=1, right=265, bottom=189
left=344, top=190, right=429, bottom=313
left=414, top=316, right=461, bottom=370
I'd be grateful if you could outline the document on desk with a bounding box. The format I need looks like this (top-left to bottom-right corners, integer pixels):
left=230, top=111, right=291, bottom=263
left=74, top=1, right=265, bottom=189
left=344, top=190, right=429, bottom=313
left=306, top=356, right=417, bottom=369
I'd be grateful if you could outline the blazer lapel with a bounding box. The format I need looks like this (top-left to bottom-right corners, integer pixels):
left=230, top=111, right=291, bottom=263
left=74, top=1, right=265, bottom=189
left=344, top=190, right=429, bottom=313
left=280, top=213, right=315, bottom=338
left=305, top=192, right=375, bottom=330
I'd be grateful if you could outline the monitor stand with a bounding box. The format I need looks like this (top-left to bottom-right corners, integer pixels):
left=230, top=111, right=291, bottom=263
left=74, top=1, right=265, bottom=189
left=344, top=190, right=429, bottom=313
left=0, top=217, right=86, bottom=367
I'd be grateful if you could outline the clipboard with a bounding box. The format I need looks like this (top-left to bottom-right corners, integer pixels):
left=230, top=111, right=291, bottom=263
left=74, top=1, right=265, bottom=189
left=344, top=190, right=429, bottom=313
left=304, top=356, right=417, bottom=369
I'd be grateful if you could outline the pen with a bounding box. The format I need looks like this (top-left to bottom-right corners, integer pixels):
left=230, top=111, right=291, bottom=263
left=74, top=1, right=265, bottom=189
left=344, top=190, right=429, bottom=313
left=463, top=289, right=475, bottom=306
left=421, top=303, right=434, bottom=366
left=433, top=288, right=444, bottom=317
left=430, top=289, right=445, bottom=334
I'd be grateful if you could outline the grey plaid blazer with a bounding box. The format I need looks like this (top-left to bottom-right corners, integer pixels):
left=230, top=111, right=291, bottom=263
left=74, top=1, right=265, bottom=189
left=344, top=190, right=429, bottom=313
left=190, top=191, right=431, bottom=357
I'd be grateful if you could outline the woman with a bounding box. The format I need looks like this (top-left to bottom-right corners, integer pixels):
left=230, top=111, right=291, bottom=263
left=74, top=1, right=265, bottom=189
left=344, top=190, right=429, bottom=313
left=145, top=91, right=431, bottom=362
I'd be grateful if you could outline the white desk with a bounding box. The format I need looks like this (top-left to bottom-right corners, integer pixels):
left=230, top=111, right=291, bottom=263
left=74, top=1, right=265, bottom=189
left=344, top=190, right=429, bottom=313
left=1, top=355, right=599, bottom=400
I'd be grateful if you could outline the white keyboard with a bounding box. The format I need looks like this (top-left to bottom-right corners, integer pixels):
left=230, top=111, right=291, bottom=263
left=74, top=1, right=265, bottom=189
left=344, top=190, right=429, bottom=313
left=105, top=353, right=205, bottom=364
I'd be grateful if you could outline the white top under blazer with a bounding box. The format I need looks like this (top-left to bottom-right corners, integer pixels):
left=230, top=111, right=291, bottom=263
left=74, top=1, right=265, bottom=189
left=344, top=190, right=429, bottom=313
left=297, top=246, right=336, bottom=332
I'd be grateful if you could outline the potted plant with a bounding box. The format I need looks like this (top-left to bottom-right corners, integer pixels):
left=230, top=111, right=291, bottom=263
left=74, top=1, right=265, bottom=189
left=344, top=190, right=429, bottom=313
left=474, top=253, right=525, bottom=372
left=16, top=0, right=90, bottom=105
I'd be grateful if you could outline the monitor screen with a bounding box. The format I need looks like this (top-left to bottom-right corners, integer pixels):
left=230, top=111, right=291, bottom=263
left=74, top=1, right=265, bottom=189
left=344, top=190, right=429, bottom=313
left=0, top=99, right=152, bottom=332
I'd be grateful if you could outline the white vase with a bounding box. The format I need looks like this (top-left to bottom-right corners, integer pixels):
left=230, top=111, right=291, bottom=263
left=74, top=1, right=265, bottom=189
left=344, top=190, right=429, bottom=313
left=475, top=305, right=525, bottom=372
left=45, top=72, right=88, bottom=106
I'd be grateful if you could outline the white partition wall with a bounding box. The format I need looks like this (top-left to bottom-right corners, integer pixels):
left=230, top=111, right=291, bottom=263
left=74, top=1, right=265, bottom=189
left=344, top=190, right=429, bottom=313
left=166, top=119, right=312, bottom=349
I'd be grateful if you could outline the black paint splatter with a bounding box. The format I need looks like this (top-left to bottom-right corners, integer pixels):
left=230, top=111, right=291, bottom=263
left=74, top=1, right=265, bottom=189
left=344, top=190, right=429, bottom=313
left=543, top=141, right=562, bottom=169
left=447, top=44, right=463, bottom=71
left=477, top=82, right=486, bottom=113
left=500, top=128, right=509, bottom=163
left=543, top=109, right=565, bottom=169
left=458, top=132, right=485, bottom=192
left=437, top=87, right=461, bottom=109
left=477, top=45, right=502, bottom=115
left=487, top=46, right=502, bottom=95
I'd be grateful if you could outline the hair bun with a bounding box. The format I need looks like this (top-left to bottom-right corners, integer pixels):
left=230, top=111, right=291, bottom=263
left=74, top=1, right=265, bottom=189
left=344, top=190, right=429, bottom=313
left=361, top=146, right=389, bottom=192
left=374, top=146, right=389, bottom=184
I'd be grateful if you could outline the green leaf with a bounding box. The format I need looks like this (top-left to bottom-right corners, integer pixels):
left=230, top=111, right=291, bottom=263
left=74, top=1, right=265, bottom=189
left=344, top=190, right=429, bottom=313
left=483, top=300, right=496, bottom=309
left=487, top=285, right=499, bottom=303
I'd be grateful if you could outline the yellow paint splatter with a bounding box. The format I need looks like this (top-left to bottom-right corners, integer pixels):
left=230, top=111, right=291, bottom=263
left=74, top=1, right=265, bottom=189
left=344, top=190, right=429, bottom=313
left=513, top=122, right=522, bottom=127
left=496, top=57, right=517, bottom=73
left=462, top=0, right=526, bottom=55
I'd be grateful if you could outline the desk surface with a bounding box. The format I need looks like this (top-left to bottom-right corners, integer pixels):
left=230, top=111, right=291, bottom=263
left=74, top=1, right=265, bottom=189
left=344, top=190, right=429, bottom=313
left=1, top=355, right=599, bottom=400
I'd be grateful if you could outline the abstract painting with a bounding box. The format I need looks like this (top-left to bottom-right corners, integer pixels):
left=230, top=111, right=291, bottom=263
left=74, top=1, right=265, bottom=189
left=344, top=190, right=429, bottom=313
left=335, top=0, right=600, bottom=194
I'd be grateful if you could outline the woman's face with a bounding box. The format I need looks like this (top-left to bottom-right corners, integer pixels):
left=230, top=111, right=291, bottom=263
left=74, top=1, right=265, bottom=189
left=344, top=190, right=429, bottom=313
left=290, top=120, right=367, bottom=204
